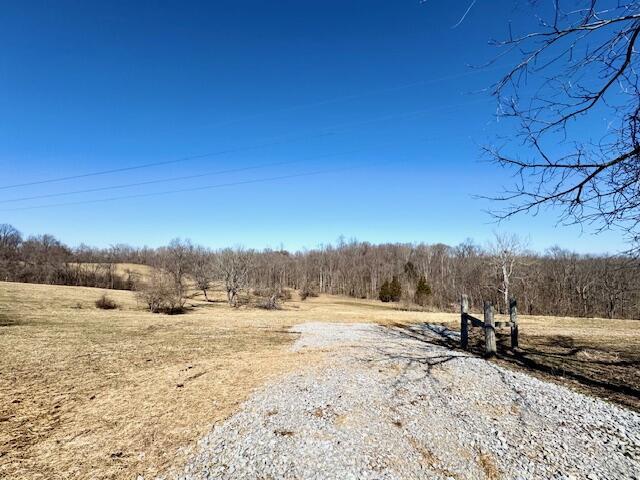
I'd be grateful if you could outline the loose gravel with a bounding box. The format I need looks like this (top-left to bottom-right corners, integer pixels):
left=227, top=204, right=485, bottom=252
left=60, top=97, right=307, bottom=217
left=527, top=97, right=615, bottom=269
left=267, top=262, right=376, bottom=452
left=176, top=323, right=640, bottom=480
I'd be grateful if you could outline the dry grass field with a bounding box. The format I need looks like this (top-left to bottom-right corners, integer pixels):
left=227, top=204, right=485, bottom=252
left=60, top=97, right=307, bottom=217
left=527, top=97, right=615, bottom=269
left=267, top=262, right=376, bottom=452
left=1, top=279, right=639, bottom=479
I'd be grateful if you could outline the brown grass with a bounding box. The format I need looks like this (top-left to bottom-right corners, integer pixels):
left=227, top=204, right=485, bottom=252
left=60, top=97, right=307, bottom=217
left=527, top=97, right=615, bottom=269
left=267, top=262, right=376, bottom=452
left=0, top=282, right=319, bottom=479
left=1, top=281, right=638, bottom=479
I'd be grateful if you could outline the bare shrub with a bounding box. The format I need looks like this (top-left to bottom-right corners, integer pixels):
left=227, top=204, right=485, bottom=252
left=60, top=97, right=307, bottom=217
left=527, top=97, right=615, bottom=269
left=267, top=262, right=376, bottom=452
left=256, top=293, right=282, bottom=310
left=300, top=285, right=319, bottom=301
left=136, top=271, right=185, bottom=314
left=253, top=287, right=290, bottom=310
left=95, top=294, right=119, bottom=310
left=279, top=289, right=293, bottom=301
left=252, top=287, right=271, bottom=297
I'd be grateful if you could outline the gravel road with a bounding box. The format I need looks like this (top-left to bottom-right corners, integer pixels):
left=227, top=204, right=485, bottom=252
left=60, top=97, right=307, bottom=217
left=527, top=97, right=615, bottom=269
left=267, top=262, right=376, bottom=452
left=176, top=322, right=640, bottom=480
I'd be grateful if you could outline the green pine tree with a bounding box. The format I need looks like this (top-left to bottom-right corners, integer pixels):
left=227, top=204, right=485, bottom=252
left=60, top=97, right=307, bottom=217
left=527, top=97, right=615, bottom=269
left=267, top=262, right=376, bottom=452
left=389, top=275, right=402, bottom=302
left=414, top=275, right=432, bottom=306
left=379, top=280, right=392, bottom=302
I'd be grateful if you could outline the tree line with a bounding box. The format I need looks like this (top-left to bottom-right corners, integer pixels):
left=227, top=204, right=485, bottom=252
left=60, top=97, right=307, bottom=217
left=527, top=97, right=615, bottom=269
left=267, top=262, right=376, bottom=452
left=0, top=223, right=638, bottom=319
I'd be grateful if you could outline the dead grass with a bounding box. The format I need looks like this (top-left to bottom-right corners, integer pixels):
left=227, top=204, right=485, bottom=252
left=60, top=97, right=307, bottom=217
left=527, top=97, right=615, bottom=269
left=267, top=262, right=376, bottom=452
left=1, top=281, right=638, bottom=479
left=0, top=282, right=320, bottom=480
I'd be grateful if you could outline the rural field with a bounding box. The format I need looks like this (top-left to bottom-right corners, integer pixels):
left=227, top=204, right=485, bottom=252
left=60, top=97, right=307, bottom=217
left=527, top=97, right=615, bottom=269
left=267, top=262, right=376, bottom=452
left=5, top=1, right=640, bottom=478
left=1, top=278, right=639, bottom=479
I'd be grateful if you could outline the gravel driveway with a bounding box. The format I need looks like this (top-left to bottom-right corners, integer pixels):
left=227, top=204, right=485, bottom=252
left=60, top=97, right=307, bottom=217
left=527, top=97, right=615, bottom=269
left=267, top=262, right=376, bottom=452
left=176, top=323, right=640, bottom=480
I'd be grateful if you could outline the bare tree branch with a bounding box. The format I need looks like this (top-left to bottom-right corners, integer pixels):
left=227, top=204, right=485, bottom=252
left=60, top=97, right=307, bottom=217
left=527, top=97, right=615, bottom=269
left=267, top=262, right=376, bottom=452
left=483, top=0, right=640, bottom=252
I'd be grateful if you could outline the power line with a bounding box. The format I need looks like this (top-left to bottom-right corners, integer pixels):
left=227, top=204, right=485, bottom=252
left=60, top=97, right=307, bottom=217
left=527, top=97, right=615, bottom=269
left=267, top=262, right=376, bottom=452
left=0, top=132, right=333, bottom=191
left=0, top=85, right=495, bottom=191
left=0, top=141, right=406, bottom=204
left=0, top=162, right=391, bottom=212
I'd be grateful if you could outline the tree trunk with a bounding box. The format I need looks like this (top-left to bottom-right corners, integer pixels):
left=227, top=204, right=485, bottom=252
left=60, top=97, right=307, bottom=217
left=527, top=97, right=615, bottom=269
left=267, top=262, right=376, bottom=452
left=227, top=289, right=237, bottom=306
left=502, top=263, right=510, bottom=313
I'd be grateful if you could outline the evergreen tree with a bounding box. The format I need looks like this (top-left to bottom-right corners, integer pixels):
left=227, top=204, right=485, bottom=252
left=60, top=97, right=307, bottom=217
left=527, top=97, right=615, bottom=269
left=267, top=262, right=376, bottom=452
left=389, top=275, right=402, bottom=302
left=404, top=261, right=418, bottom=282
left=414, top=275, right=432, bottom=306
left=379, top=280, right=392, bottom=302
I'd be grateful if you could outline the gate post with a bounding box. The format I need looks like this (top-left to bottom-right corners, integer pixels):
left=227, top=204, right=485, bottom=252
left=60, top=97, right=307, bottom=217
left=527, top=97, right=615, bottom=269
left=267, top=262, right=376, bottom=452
left=484, top=301, right=496, bottom=358
left=510, top=298, right=518, bottom=349
left=460, top=294, right=469, bottom=350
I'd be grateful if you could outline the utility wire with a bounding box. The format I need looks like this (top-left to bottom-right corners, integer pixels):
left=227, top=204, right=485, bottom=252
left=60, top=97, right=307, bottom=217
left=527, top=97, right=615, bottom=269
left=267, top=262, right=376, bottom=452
left=0, top=141, right=407, bottom=204
left=0, top=161, right=392, bottom=212
left=0, top=96, right=490, bottom=192
left=0, top=132, right=333, bottom=191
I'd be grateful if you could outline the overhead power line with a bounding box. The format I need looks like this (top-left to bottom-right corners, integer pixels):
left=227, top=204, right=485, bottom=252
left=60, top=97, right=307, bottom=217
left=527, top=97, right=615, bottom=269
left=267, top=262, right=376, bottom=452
left=0, top=76, right=496, bottom=191
left=0, top=132, right=333, bottom=191
left=0, top=141, right=407, bottom=204
left=0, top=162, right=392, bottom=212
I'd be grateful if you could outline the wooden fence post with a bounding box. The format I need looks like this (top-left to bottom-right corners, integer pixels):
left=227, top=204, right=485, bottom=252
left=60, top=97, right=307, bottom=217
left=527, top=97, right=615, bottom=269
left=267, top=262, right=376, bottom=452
left=510, top=298, right=518, bottom=349
left=484, top=301, right=496, bottom=358
left=460, top=294, right=469, bottom=350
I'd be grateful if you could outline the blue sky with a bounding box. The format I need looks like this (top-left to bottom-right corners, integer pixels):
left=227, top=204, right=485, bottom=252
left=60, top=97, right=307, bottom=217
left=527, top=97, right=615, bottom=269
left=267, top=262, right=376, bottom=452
left=0, top=1, right=626, bottom=253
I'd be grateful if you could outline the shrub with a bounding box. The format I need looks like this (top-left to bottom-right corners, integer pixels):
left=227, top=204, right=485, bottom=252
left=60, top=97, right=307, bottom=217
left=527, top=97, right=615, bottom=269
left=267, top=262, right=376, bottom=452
left=256, top=293, right=282, bottom=310
left=252, top=287, right=270, bottom=297
left=95, top=294, right=118, bottom=310
left=279, top=289, right=293, bottom=301
left=253, top=288, right=291, bottom=309
left=300, top=285, right=319, bottom=301
left=252, top=287, right=291, bottom=300
left=135, top=271, right=185, bottom=314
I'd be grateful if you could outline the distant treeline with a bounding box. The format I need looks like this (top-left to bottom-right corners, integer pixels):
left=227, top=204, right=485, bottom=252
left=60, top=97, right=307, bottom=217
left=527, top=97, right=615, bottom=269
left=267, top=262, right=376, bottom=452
left=0, top=225, right=134, bottom=290
left=1, top=223, right=638, bottom=319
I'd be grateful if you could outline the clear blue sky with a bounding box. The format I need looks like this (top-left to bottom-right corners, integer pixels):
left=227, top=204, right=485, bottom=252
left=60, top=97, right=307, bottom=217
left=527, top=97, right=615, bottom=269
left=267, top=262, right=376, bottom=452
left=0, top=0, right=625, bottom=253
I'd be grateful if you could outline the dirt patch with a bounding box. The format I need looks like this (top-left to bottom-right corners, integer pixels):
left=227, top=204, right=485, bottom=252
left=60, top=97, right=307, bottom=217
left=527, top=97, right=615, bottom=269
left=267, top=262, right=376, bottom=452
left=477, top=452, right=500, bottom=480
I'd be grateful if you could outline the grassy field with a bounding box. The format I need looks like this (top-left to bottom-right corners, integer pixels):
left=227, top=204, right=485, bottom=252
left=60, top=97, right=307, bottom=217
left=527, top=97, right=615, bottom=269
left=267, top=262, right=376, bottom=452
left=1, top=280, right=639, bottom=479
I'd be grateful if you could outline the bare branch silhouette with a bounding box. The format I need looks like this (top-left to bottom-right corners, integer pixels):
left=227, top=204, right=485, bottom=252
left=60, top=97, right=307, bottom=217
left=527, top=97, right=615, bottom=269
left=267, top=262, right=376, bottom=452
left=484, top=1, right=640, bottom=252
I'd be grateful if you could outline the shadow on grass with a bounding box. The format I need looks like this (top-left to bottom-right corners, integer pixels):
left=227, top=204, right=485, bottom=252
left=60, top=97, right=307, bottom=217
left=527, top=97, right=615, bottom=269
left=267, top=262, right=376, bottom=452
left=388, top=322, right=640, bottom=411
left=0, top=312, right=23, bottom=327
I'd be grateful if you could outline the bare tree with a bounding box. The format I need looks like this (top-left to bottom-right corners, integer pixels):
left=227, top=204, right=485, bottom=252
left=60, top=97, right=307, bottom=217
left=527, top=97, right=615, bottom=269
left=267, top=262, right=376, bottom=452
left=190, top=246, right=215, bottom=301
left=0, top=224, right=21, bottom=252
left=489, top=233, right=525, bottom=313
left=484, top=1, right=640, bottom=251
left=3, top=222, right=640, bottom=319
left=216, top=248, right=253, bottom=306
left=0, top=224, right=22, bottom=281
left=157, top=238, right=193, bottom=308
